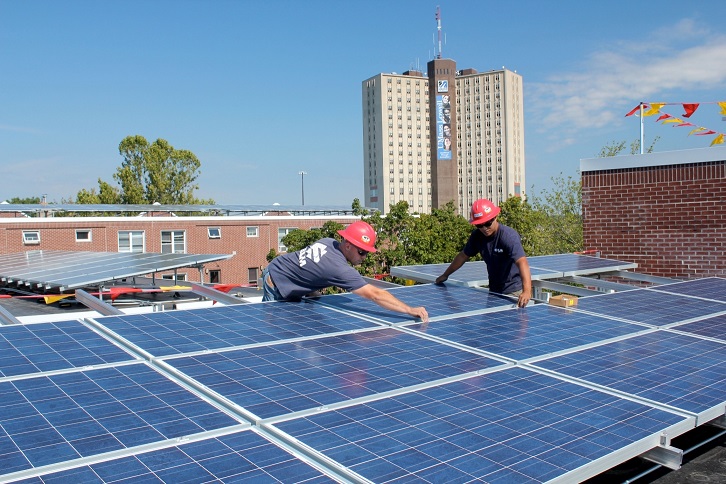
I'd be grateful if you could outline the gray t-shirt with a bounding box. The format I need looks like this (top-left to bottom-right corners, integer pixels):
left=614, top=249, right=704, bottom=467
left=463, top=224, right=526, bottom=294
left=267, top=238, right=367, bottom=300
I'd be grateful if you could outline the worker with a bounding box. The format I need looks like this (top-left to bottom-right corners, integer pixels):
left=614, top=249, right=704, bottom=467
left=262, top=221, right=429, bottom=322
left=435, top=198, right=532, bottom=307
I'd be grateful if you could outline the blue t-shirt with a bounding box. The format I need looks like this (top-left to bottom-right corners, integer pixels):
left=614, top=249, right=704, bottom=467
left=268, top=238, right=367, bottom=300
left=463, top=224, right=526, bottom=294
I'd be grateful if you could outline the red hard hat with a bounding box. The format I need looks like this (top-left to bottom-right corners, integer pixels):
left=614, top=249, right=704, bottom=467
left=337, top=221, right=378, bottom=253
left=470, top=198, right=500, bottom=225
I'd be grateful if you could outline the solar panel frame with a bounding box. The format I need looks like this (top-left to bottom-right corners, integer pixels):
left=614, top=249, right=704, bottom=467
left=312, top=284, right=519, bottom=324
left=532, top=331, right=726, bottom=422
left=271, top=367, right=693, bottom=484
left=527, top=253, right=638, bottom=276
left=404, top=304, right=652, bottom=362
left=0, top=320, right=137, bottom=378
left=647, top=277, right=726, bottom=303
left=0, top=250, right=232, bottom=290
left=573, top=288, right=726, bottom=327
left=162, top=327, right=509, bottom=420
left=391, top=261, right=561, bottom=287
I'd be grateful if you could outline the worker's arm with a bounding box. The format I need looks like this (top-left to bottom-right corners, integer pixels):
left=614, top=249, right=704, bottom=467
left=515, top=256, right=532, bottom=308
left=353, top=284, right=429, bottom=323
left=435, top=251, right=470, bottom=284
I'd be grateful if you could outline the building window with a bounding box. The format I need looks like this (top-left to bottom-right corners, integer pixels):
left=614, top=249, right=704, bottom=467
left=22, top=231, right=40, bottom=245
left=246, top=226, right=259, bottom=238
left=75, top=229, right=92, bottom=242
left=248, top=267, right=259, bottom=286
left=209, top=270, right=221, bottom=284
left=161, top=230, right=186, bottom=254
left=162, top=273, right=187, bottom=281
left=118, top=231, right=145, bottom=253
left=207, top=227, right=221, bottom=239
left=278, top=227, right=297, bottom=252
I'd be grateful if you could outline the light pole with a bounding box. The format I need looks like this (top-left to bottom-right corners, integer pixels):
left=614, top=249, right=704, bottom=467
left=298, top=171, right=307, bottom=206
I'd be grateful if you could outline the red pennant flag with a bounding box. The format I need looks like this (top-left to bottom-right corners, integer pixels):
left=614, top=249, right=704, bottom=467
left=694, top=130, right=716, bottom=136
left=675, top=122, right=695, bottom=127
left=656, top=113, right=672, bottom=122
left=681, top=103, right=699, bottom=118
left=624, top=104, right=645, bottom=117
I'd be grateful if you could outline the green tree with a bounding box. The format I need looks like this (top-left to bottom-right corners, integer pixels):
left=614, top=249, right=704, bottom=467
left=281, top=221, right=345, bottom=253
left=74, top=135, right=214, bottom=205
left=598, top=136, right=660, bottom=157
left=527, top=174, right=583, bottom=255
left=6, top=196, right=41, bottom=204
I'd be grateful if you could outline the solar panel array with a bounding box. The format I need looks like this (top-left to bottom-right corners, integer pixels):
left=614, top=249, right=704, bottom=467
left=1, top=269, right=725, bottom=482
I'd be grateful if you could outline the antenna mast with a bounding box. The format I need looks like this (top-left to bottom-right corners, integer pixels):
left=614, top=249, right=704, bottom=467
left=435, top=6, right=442, bottom=59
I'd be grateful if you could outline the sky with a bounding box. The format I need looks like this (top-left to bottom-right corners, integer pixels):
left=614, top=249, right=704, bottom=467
left=2, top=0, right=726, bottom=207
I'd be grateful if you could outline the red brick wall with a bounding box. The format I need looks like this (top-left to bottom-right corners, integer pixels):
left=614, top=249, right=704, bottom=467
left=582, top=160, right=726, bottom=279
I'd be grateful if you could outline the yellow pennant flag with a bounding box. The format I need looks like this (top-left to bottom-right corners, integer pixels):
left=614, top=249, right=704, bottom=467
left=718, top=102, right=726, bottom=115
left=711, top=133, right=725, bottom=146
left=662, top=118, right=684, bottom=125
left=689, top=127, right=707, bottom=136
left=642, top=103, right=665, bottom=116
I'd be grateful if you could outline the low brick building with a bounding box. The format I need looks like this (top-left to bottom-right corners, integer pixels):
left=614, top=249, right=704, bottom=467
left=581, top=146, right=726, bottom=279
left=0, top=210, right=362, bottom=288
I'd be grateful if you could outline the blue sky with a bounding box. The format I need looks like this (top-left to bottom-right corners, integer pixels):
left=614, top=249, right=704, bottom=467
left=2, top=0, right=725, bottom=206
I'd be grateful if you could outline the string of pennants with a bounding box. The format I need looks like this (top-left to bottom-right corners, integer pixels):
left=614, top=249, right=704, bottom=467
left=0, top=283, right=246, bottom=304
left=625, top=102, right=726, bottom=146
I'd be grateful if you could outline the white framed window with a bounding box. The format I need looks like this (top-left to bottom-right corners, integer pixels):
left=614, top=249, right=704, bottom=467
left=246, top=226, right=259, bottom=237
left=75, top=229, right=92, bottom=242
left=207, top=227, right=221, bottom=239
left=161, top=273, right=187, bottom=281
left=278, top=227, right=297, bottom=252
left=118, top=230, right=145, bottom=253
left=23, top=231, right=40, bottom=245
left=161, top=230, right=186, bottom=254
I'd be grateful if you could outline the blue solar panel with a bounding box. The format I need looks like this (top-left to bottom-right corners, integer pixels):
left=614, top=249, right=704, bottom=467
left=314, top=284, right=516, bottom=323
left=533, top=331, right=726, bottom=417
left=406, top=304, right=648, bottom=361
left=274, top=367, right=687, bottom=483
left=165, top=328, right=506, bottom=419
left=575, top=289, right=726, bottom=326
left=0, top=364, right=239, bottom=474
left=92, top=301, right=381, bottom=357
left=528, top=253, right=637, bottom=276
left=391, top=261, right=560, bottom=287
left=648, top=277, right=726, bottom=303
left=0, top=321, right=134, bottom=378
left=13, top=431, right=336, bottom=484
left=674, top=314, right=726, bottom=342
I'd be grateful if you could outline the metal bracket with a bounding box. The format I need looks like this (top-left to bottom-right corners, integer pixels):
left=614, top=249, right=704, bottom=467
left=708, top=415, right=726, bottom=430
left=641, top=434, right=683, bottom=470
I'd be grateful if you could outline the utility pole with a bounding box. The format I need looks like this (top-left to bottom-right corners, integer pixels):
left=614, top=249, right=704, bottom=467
left=298, top=171, right=307, bottom=205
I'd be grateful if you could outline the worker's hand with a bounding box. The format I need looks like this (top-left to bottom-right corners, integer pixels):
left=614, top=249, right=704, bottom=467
left=435, top=275, right=448, bottom=285
left=517, top=289, right=531, bottom=308
left=409, top=306, right=429, bottom=323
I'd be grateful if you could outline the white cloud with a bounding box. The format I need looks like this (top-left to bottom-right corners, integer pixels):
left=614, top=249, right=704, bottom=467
left=527, top=19, right=726, bottom=136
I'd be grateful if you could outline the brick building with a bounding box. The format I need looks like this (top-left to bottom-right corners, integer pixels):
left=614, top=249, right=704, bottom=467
left=0, top=209, right=362, bottom=288
left=581, top=146, right=726, bottom=279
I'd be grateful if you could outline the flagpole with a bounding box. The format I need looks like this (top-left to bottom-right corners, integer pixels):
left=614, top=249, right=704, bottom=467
left=640, top=102, right=644, bottom=154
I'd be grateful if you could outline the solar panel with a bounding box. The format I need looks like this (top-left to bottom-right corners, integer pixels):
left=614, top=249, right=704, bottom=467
left=391, top=261, right=560, bottom=286
left=574, top=289, right=726, bottom=327
left=406, top=304, right=649, bottom=361
left=0, top=250, right=232, bottom=290
left=12, top=430, right=337, bottom=483
left=648, top=277, right=726, bottom=302
left=273, top=367, right=690, bottom=483
left=312, top=284, right=518, bottom=323
left=527, top=253, right=637, bottom=276
left=163, top=328, right=507, bottom=419
left=673, top=314, right=726, bottom=342
left=90, top=301, right=382, bottom=357
left=0, top=363, right=241, bottom=475
left=532, top=331, right=726, bottom=420
left=0, top=320, right=135, bottom=378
